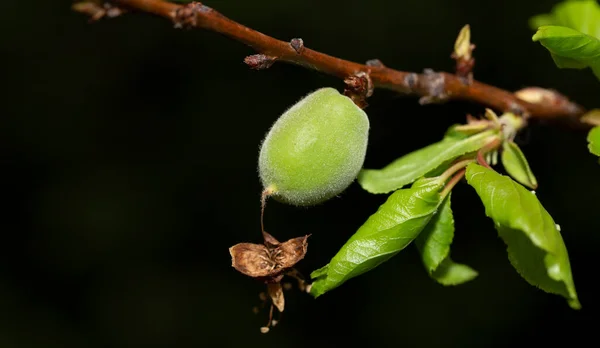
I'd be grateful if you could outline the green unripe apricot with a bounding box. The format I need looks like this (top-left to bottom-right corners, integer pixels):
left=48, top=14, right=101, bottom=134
left=258, top=87, right=370, bottom=206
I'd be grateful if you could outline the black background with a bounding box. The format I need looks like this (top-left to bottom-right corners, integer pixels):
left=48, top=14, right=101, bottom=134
left=2, top=1, right=599, bottom=347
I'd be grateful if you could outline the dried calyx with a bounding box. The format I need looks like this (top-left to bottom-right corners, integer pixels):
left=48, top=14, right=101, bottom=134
left=230, top=231, right=309, bottom=282
left=229, top=231, right=310, bottom=333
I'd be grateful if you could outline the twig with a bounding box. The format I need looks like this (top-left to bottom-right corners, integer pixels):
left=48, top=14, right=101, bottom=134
left=74, top=0, right=586, bottom=122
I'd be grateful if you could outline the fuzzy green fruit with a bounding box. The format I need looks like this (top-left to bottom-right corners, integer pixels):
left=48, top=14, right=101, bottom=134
left=258, top=87, right=370, bottom=206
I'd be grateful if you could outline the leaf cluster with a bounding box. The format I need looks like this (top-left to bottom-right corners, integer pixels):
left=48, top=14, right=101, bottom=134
left=310, top=111, right=580, bottom=309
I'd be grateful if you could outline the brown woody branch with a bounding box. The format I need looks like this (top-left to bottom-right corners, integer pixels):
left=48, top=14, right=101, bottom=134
left=74, top=0, right=587, bottom=122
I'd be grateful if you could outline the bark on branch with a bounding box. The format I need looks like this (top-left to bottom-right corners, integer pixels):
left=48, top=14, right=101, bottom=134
left=74, top=0, right=586, bottom=122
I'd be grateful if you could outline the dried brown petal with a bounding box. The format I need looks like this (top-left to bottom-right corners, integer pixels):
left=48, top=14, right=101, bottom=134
left=274, top=235, right=309, bottom=269
left=262, top=231, right=280, bottom=247
left=229, top=243, right=277, bottom=278
left=285, top=268, right=308, bottom=292
left=268, top=273, right=284, bottom=283
left=259, top=292, right=267, bottom=301
left=230, top=234, right=309, bottom=282
left=267, top=283, right=285, bottom=312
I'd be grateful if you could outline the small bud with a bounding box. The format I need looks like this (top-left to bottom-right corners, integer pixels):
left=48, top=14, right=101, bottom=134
left=290, top=38, right=305, bottom=54
left=260, top=327, right=270, bottom=334
left=366, top=59, right=385, bottom=67
left=453, top=24, right=473, bottom=61
left=452, top=24, right=475, bottom=81
left=514, top=87, right=565, bottom=106
left=244, top=54, right=277, bottom=70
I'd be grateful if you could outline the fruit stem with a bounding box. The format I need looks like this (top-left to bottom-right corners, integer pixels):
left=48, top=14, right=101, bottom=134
left=261, top=185, right=276, bottom=234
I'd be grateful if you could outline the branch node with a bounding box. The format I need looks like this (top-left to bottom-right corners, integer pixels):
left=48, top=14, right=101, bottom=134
left=418, top=69, right=448, bottom=105
left=75, top=0, right=586, bottom=123
left=513, top=87, right=584, bottom=117
left=290, top=38, right=305, bottom=54
left=344, top=71, right=373, bottom=109
left=173, top=1, right=211, bottom=29
left=455, top=57, right=475, bottom=84
left=508, top=102, right=527, bottom=117
left=366, top=59, right=385, bottom=68
left=244, top=54, right=277, bottom=70
left=404, top=73, right=418, bottom=89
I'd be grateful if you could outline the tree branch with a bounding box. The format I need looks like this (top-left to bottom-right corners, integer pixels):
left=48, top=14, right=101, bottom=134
left=74, top=0, right=587, bottom=123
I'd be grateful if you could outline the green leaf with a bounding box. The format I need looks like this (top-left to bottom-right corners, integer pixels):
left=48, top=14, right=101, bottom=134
left=588, top=126, right=600, bottom=156
left=533, top=26, right=600, bottom=79
left=531, top=1, right=600, bottom=79
left=310, top=177, right=444, bottom=298
left=358, top=130, right=498, bottom=194
left=530, top=0, right=600, bottom=36
left=415, top=193, right=478, bottom=285
left=529, top=14, right=558, bottom=29
left=465, top=164, right=580, bottom=309
left=501, top=140, right=538, bottom=189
